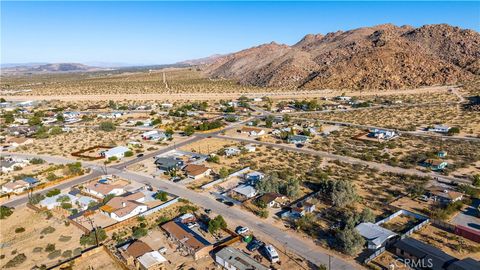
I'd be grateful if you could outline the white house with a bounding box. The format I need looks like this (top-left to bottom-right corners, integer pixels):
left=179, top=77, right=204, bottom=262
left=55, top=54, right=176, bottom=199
left=100, top=192, right=147, bottom=221
left=102, top=146, right=130, bottom=159
left=428, top=125, right=451, bottom=133
left=1, top=180, right=30, bottom=194
left=244, top=144, right=256, bottom=153
left=355, top=222, right=398, bottom=250
left=224, top=147, right=241, bottom=157
left=232, top=184, right=257, bottom=199
left=240, top=127, right=265, bottom=137
left=83, top=183, right=126, bottom=199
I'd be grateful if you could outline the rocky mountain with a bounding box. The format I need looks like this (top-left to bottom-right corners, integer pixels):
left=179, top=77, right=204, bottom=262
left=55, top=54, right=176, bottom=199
left=204, top=24, right=480, bottom=90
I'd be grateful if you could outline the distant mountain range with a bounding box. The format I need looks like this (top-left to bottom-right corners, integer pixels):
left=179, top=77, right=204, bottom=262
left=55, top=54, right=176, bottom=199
left=201, top=24, right=480, bottom=90
left=1, top=63, right=110, bottom=74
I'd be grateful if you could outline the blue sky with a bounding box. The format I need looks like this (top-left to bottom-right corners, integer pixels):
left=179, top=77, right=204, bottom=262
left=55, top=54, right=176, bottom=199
left=1, top=1, right=479, bottom=65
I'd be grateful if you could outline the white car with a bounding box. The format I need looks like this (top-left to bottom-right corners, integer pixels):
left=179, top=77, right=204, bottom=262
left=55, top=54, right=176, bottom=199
left=235, top=226, right=249, bottom=235
left=264, top=245, right=280, bottom=263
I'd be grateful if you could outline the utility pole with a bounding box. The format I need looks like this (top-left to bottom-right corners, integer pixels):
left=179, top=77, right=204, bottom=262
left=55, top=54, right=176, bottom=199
left=329, top=254, right=332, bottom=270
left=87, top=217, right=99, bottom=247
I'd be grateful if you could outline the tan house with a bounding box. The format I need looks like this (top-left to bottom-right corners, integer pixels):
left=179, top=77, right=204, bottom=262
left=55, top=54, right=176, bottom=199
left=6, top=137, right=33, bottom=148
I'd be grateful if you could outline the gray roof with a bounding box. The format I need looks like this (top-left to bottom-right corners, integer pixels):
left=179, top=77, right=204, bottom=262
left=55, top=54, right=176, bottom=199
left=394, top=237, right=456, bottom=270
left=447, top=258, right=480, bottom=270
left=216, top=247, right=269, bottom=270
left=355, top=222, right=397, bottom=247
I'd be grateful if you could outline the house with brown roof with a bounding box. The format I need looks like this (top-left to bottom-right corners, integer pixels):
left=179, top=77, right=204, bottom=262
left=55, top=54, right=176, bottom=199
left=100, top=192, right=147, bottom=221
left=6, top=137, right=33, bottom=148
left=239, top=126, right=265, bottom=137
left=83, top=182, right=126, bottom=199
left=119, top=240, right=167, bottom=270
left=161, top=220, right=212, bottom=260
left=183, top=164, right=211, bottom=179
left=257, top=193, right=286, bottom=208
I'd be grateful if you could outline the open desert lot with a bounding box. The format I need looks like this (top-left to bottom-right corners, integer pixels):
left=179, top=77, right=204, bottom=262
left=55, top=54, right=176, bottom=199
left=0, top=206, right=84, bottom=269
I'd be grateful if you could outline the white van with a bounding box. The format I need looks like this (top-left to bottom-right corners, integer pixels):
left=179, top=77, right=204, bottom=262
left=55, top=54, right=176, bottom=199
left=264, top=245, right=280, bottom=263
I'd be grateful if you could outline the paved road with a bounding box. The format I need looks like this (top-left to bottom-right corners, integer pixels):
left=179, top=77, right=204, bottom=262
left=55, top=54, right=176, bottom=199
left=209, top=134, right=472, bottom=185
left=113, top=169, right=358, bottom=270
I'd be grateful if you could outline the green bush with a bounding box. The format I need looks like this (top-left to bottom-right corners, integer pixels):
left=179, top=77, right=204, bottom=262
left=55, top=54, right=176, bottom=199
left=14, top=227, right=25, bottom=233
left=124, top=151, right=134, bottom=157
left=0, top=206, right=13, bottom=219
left=99, top=121, right=116, bottom=131
left=45, top=243, right=56, bottom=252
left=41, top=226, right=56, bottom=235
left=47, top=250, right=61, bottom=259
left=4, top=253, right=27, bottom=268
left=45, top=189, right=61, bottom=197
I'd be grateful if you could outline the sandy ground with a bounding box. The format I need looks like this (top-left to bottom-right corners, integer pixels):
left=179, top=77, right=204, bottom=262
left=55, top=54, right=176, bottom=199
left=0, top=206, right=84, bottom=269
left=412, top=224, right=480, bottom=259
left=4, top=85, right=454, bottom=101
left=60, top=246, right=123, bottom=270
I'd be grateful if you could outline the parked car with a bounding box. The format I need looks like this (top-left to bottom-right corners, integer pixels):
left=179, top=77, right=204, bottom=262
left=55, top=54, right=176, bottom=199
left=216, top=198, right=224, bottom=203
left=263, top=245, right=280, bottom=263
left=136, top=153, right=144, bottom=158
left=247, top=238, right=264, bottom=251
left=224, top=201, right=234, bottom=207
left=204, top=208, right=212, bottom=214
left=235, top=226, right=249, bottom=235
left=187, top=222, right=198, bottom=229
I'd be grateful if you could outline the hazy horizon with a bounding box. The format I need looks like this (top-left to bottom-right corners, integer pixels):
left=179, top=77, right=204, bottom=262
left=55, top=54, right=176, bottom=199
left=2, top=1, right=479, bottom=65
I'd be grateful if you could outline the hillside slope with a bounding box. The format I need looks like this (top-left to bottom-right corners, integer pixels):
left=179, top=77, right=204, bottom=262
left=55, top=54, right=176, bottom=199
left=204, top=24, right=480, bottom=90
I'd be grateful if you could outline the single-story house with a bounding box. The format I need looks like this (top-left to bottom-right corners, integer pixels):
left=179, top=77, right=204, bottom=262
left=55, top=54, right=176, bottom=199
left=119, top=240, right=167, bottom=270
left=102, top=146, right=130, bottom=159
left=368, top=129, right=397, bottom=140
left=394, top=237, right=456, bottom=270
left=428, top=125, right=451, bottom=133
left=161, top=221, right=212, bottom=260
left=100, top=192, right=147, bottom=221
left=257, top=193, right=286, bottom=208
left=6, top=137, right=34, bottom=148
left=142, top=130, right=166, bottom=141
left=428, top=189, right=464, bottom=205
left=155, top=157, right=184, bottom=171
left=239, top=127, right=265, bottom=137
left=232, top=184, right=257, bottom=199
left=39, top=193, right=78, bottom=210
left=1, top=180, right=30, bottom=194
left=183, top=164, right=211, bottom=179
left=215, top=246, right=269, bottom=270
left=245, top=171, right=264, bottom=184
left=287, top=135, right=309, bottom=144
left=224, top=147, right=241, bottom=157
left=1, top=159, right=29, bottom=173
left=244, top=144, right=256, bottom=153
left=83, top=183, right=126, bottom=199
left=424, top=159, right=448, bottom=171
left=355, top=222, right=398, bottom=250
